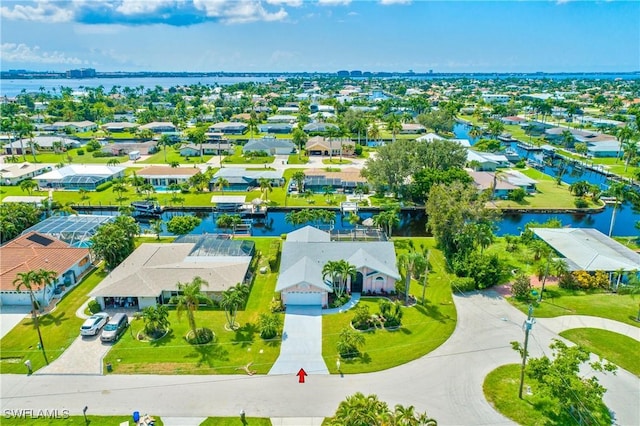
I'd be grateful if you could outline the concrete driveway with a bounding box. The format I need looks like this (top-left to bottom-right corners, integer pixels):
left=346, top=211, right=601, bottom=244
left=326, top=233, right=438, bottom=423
left=269, top=306, right=328, bottom=375
left=0, top=306, right=30, bottom=339
left=36, top=333, right=113, bottom=375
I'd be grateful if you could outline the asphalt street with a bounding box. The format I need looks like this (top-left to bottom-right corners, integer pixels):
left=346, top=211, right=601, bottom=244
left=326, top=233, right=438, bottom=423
left=1, top=290, right=638, bottom=425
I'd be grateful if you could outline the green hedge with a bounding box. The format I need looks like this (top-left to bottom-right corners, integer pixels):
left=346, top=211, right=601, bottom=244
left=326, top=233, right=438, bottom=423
left=95, top=181, right=113, bottom=192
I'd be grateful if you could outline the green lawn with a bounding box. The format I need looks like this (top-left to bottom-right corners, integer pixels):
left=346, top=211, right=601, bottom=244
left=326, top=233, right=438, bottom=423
left=200, top=418, right=272, bottom=426
left=559, top=328, right=640, bottom=376
left=495, top=168, right=602, bottom=210
left=322, top=158, right=352, bottom=165
left=104, top=237, right=283, bottom=375
left=22, top=148, right=128, bottom=165
left=223, top=146, right=274, bottom=164
left=139, top=148, right=213, bottom=165
left=322, top=238, right=457, bottom=373
left=0, top=267, right=107, bottom=374
left=483, top=364, right=611, bottom=426
left=509, top=285, right=640, bottom=327
left=287, top=154, right=309, bottom=164
left=1, top=416, right=163, bottom=426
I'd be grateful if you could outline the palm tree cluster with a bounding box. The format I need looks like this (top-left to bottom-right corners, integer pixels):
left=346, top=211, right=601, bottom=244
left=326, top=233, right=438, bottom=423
left=141, top=305, right=170, bottom=339
left=329, top=392, right=437, bottom=426
left=285, top=208, right=335, bottom=227
left=220, top=283, right=250, bottom=330
left=173, top=276, right=214, bottom=344
left=323, top=260, right=357, bottom=298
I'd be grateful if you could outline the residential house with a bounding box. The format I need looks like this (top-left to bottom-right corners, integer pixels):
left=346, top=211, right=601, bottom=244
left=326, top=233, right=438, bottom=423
left=303, top=123, right=339, bottom=134
left=179, top=142, right=232, bottom=157
left=587, top=141, right=623, bottom=158
left=90, top=235, right=255, bottom=310
left=137, top=166, right=201, bottom=188
left=44, top=121, right=97, bottom=133
left=302, top=168, right=367, bottom=193
left=209, top=122, right=248, bottom=135
left=101, top=122, right=140, bottom=133
left=481, top=94, right=510, bottom=104
left=305, top=136, right=354, bottom=156
left=139, top=122, right=177, bottom=133
left=107, top=141, right=156, bottom=156
left=501, top=116, right=527, bottom=125
left=1, top=232, right=92, bottom=307
left=243, top=137, right=295, bottom=155
left=33, top=165, right=125, bottom=190
left=276, top=226, right=400, bottom=307
left=400, top=123, right=427, bottom=134
left=258, top=123, right=294, bottom=134
left=0, top=162, right=51, bottom=185
left=267, top=114, right=297, bottom=123
left=210, top=168, right=284, bottom=191
left=5, top=136, right=81, bottom=155
left=467, top=150, right=510, bottom=172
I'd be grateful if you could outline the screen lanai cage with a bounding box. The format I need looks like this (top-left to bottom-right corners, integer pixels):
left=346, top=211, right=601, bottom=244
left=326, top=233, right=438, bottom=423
left=21, top=214, right=117, bottom=247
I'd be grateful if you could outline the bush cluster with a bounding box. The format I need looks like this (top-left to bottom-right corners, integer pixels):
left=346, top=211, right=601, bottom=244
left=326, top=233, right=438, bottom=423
left=560, top=270, right=610, bottom=290
left=95, top=181, right=113, bottom=192
left=87, top=299, right=102, bottom=314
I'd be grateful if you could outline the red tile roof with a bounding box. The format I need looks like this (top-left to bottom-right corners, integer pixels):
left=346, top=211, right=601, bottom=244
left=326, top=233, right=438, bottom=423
left=1, top=232, right=90, bottom=291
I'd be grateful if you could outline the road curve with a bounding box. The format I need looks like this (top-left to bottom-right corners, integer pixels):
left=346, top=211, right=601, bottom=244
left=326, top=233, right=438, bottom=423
left=1, top=290, right=638, bottom=425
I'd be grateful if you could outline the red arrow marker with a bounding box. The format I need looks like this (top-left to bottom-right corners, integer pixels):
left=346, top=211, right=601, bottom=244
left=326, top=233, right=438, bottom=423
left=297, top=368, right=308, bottom=383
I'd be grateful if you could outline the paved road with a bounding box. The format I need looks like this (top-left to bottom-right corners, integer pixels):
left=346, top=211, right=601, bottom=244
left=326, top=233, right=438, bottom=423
left=2, top=291, right=638, bottom=425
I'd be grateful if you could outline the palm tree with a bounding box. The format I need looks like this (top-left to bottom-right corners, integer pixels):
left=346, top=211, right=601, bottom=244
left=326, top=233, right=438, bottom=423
left=621, top=136, right=638, bottom=172
left=368, top=123, right=380, bottom=144
left=220, top=283, right=249, bottom=330
left=487, top=120, right=504, bottom=140
left=291, top=170, right=306, bottom=193
left=616, top=126, right=634, bottom=162
left=215, top=177, right=229, bottom=193
left=174, top=276, right=212, bottom=344
left=150, top=219, right=163, bottom=240
left=468, top=125, right=483, bottom=141
left=398, top=251, right=422, bottom=305
left=258, top=178, right=273, bottom=202
left=606, top=182, right=626, bottom=237
left=372, top=209, right=400, bottom=238
left=19, top=179, right=38, bottom=195
left=336, top=327, right=366, bottom=359
left=386, top=116, right=402, bottom=144
left=159, top=134, right=172, bottom=164
left=107, top=158, right=120, bottom=167
left=337, top=260, right=357, bottom=297
left=292, top=127, right=308, bottom=160
left=419, top=246, right=430, bottom=306
left=323, top=260, right=342, bottom=296
left=13, top=269, right=58, bottom=365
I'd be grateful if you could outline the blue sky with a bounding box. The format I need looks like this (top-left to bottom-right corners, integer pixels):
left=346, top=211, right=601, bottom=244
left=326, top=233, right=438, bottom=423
left=1, top=0, right=638, bottom=73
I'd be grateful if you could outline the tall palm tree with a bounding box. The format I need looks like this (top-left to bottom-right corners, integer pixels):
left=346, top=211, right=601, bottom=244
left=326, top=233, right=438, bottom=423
left=216, top=177, right=229, bottom=193
left=258, top=178, right=273, bottom=202
left=291, top=170, right=306, bottom=193
left=372, top=209, right=400, bottom=238
left=386, top=116, right=402, bottom=144
left=616, top=126, right=634, bottom=162
left=398, top=251, right=423, bottom=305
left=621, top=136, right=638, bottom=172
left=468, top=125, right=483, bottom=141
left=13, top=269, right=58, bottom=365
left=337, top=260, right=357, bottom=297
left=322, top=260, right=342, bottom=296
left=19, top=179, right=38, bottom=195
left=220, top=283, right=249, bottom=330
left=174, top=276, right=212, bottom=344
left=159, top=134, right=172, bottom=164
left=606, top=182, right=626, bottom=237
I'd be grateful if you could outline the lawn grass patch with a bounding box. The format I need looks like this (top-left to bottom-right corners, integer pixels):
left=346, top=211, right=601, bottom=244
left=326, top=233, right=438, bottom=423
left=0, top=416, right=163, bottom=426
left=484, top=364, right=611, bottom=426
left=322, top=238, right=456, bottom=373
left=287, top=154, right=308, bottom=164
left=223, top=146, right=274, bottom=164
left=139, top=149, right=213, bottom=165
left=559, top=328, right=640, bottom=376
left=322, top=158, right=352, bottom=165
left=200, top=417, right=272, bottom=426
left=0, top=267, right=107, bottom=374
left=509, top=285, right=640, bottom=327
left=104, top=237, right=283, bottom=375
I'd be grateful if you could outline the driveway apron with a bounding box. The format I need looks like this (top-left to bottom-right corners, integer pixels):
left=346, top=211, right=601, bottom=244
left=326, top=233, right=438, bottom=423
left=36, top=334, right=113, bottom=375
left=269, top=306, right=328, bottom=375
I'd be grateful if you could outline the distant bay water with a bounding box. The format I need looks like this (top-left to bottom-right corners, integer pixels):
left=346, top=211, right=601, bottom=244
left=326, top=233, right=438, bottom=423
left=1, top=73, right=638, bottom=97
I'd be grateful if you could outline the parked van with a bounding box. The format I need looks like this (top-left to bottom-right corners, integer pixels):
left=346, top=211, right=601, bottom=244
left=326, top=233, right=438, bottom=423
left=100, top=313, right=128, bottom=343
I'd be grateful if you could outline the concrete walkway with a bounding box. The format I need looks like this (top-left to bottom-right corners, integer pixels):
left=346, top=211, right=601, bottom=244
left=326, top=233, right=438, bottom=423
left=269, top=306, right=328, bottom=375
left=36, top=334, right=111, bottom=375
left=322, top=293, right=361, bottom=315
left=536, top=315, right=640, bottom=341
left=2, top=290, right=638, bottom=425
left=0, top=306, right=30, bottom=339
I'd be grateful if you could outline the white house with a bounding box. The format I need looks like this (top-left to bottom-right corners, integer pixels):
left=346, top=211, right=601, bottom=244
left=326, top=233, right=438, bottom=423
left=33, top=165, right=125, bottom=190
left=0, top=163, right=51, bottom=185
left=276, top=226, right=400, bottom=307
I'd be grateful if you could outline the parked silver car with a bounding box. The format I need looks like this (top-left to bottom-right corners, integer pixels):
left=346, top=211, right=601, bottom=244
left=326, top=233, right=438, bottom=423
left=80, top=312, right=109, bottom=336
left=100, top=313, right=129, bottom=343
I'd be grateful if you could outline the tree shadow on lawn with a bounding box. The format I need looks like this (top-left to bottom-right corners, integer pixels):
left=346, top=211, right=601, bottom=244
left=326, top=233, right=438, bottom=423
left=149, top=329, right=175, bottom=347
left=232, top=322, right=257, bottom=348
left=35, top=311, right=69, bottom=327
left=184, top=342, right=229, bottom=367
left=414, top=303, right=451, bottom=324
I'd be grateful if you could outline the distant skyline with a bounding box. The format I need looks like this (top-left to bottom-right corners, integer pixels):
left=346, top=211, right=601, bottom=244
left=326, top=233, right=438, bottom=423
left=1, top=1, right=639, bottom=73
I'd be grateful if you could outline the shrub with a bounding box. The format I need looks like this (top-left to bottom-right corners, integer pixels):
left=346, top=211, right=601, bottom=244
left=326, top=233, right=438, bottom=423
left=258, top=313, right=282, bottom=339
left=87, top=299, right=101, bottom=314
left=515, top=159, right=526, bottom=168
left=76, top=149, right=85, bottom=156
left=354, top=144, right=363, bottom=156
left=270, top=297, right=284, bottom=313
left=511, top=273, right=532, bottom=300
left=91, top=151, right=113, bottom=158
left=559, top=272, right=579, bottom=289
left=351, top=305, right=372, bottom=330
left=574, top=197, right=589, bottom=208
left=95, top=181, right=113, bottom=192
left=186, top=328, right=214, bottom=345
left=508, top=188, right=527, bottom=202
left=451, top=277, right=476, bottom=293
left=452, top=252, right=503, bottom=289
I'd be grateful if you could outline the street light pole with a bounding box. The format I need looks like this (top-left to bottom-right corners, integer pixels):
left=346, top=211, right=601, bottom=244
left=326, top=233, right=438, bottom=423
left=518, top=305, right=535, bottom=399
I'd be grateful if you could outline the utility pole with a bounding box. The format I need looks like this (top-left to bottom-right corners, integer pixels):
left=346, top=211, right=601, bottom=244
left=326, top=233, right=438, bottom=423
left=518, top=304, right=535, bottom=399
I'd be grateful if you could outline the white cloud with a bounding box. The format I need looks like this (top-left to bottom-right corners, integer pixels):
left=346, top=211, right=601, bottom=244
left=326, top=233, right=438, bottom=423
left=115, top=0, right=176, bottom=15
left=317, top=0, right=352, bottom=6
left=380, top=0, right=411, bottom=5
left=0, top=1, right=74, bottom=23
left=1, top=42, right=84, bottom=64
left=266, top=0, right=303, bottom=6
left=194, top=0, right=287, bottom=24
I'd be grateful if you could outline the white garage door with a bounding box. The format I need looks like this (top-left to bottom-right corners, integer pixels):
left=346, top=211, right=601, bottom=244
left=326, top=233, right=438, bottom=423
left=285, top=292, right=322, bottom=306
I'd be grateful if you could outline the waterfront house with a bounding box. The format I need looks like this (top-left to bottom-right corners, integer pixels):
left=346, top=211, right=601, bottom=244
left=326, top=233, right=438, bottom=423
left=180, top=142, right=232, bottom=157
left=587, top=141, right=623, bottom=158
left=44, top=121, right=97, bottom=133
left=257, top=123, right=294, bottom=134
left=137, top=166, right=201, bottom=189
left=276, top=226, right=400, bottom=307
left=33, top=165, right=125, bottom=190
left=1, top=232, right=92, bottom=307
left=302, top=167, right=367, bottom=193
left=0, top=162, right=51, bottom=185
left=89, top=235, right=255, bottom=310
left=467, top=150, right=510, bottom=171
left=303, top=123, right=338, bottom=134
left=210, top=168, right=284, bottom=191
left=267, top=114, right=297, bottom=123
left=101, top=122, right=139, bottom=133
left=400, top=123, right=427, bottom=134
left=5, top=136, right=81, bottom=155
left=139, top=122, right=177, bottom=133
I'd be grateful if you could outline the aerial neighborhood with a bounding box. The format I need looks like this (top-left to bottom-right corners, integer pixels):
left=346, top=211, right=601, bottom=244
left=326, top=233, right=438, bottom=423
left=1, top=74, right=639, bottom=425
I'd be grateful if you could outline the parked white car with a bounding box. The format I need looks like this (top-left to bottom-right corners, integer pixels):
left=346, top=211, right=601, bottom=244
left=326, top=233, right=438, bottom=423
left=80, top=312, right=110, bottom=336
